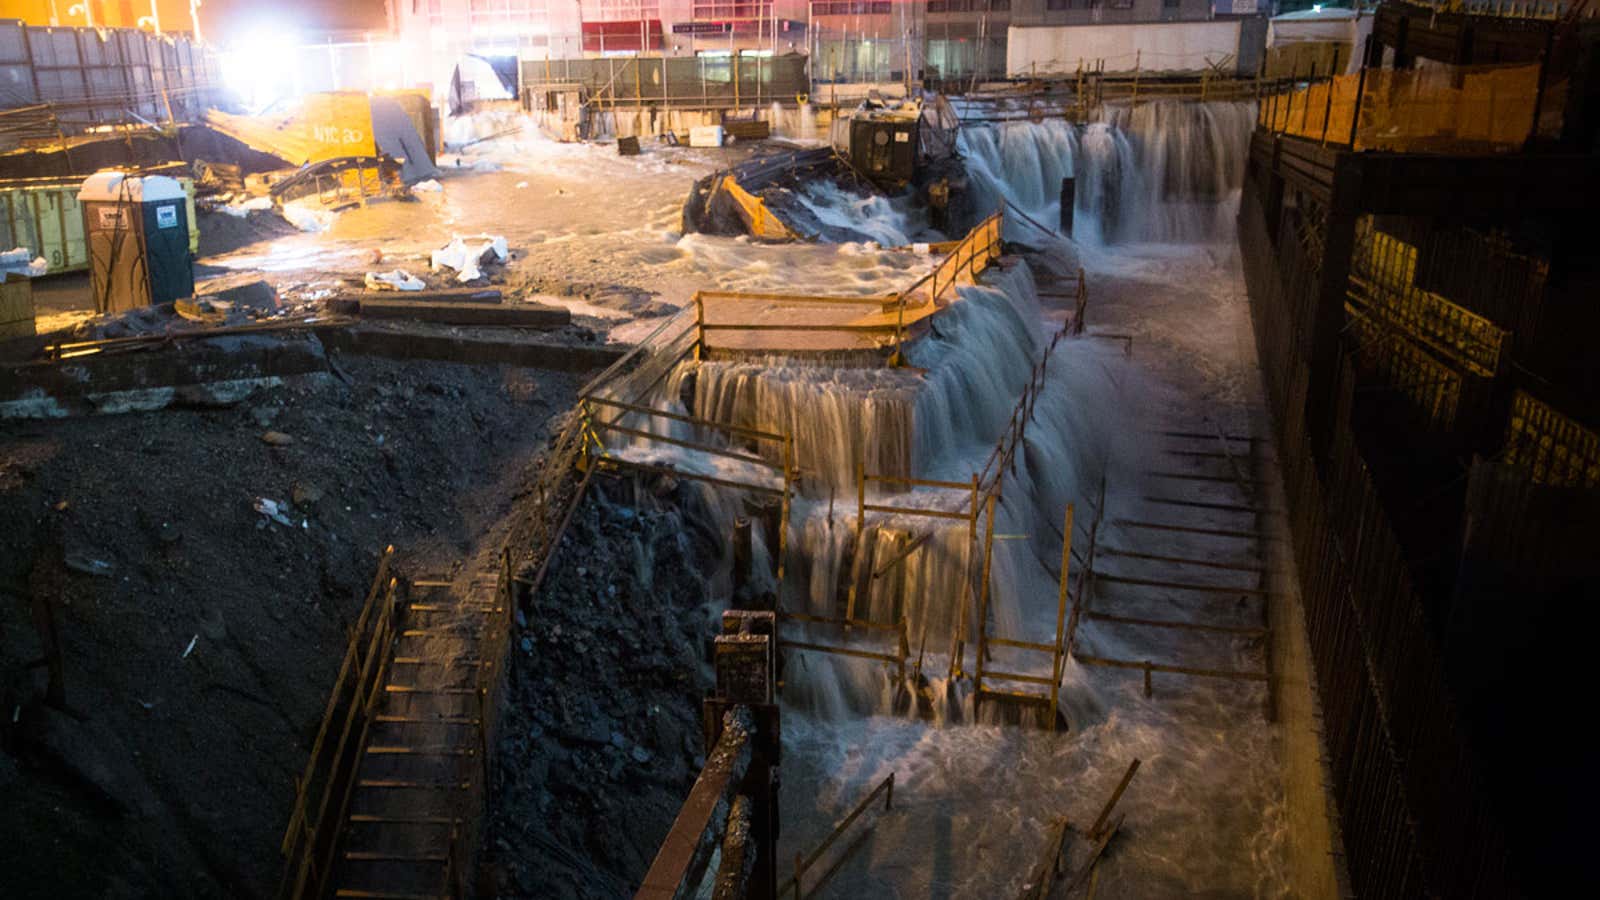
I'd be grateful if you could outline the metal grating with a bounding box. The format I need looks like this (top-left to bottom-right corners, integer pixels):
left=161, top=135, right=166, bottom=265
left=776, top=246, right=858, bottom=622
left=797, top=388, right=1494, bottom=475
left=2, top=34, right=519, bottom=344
left=1504, top=390, right=1600, bottom=489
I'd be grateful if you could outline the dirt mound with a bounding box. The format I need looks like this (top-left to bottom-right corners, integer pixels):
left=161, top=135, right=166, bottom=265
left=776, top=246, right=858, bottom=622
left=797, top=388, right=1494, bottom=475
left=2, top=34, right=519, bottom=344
left=197, top=209, right=300, bottom=258
left=0, top=355, right=581, bottom=898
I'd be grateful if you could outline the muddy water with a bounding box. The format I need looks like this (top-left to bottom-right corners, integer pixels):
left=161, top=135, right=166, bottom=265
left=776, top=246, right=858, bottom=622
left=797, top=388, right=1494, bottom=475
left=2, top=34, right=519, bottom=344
left=201, top=133, right=935, bottom=345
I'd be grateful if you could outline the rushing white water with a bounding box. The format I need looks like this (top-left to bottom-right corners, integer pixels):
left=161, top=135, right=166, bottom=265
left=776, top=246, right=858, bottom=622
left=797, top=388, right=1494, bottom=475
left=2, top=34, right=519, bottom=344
left=607, top=264, right=1138, bottom=725
left=960, top=100, right=1255, bottom=245
left=791, top=180, right=919, bottom=247
left=581, top=103, right=1287, bottom=895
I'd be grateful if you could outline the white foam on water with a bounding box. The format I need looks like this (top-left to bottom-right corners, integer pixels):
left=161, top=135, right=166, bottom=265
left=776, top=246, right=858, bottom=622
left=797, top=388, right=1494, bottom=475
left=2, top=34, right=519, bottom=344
left=792, top=180, right=918, bottom=247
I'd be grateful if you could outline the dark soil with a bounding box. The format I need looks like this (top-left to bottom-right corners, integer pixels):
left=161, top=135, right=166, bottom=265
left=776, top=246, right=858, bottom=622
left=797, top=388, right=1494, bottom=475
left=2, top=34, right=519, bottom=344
left=196, top=209, right=302, bottom=259
left=0, top=354, right=582, bottom=899
left=484, top=475, right=729, bottom=899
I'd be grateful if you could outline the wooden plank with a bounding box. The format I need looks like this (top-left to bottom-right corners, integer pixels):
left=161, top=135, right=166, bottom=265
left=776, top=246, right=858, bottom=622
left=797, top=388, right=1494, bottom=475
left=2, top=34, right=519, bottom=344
left=1141, top=496, right=1274, bottom=515
left=1074, top=654, right=1269, bottom=683
left=983, top=669, right=1056, bottom=686
left=779, top=611, right=900, bottom=633
left=1115, top=519, right=1267, bottom=541
left=1085, top=610, right=1268, bottom=637
left=1089, top=759, right=1140, bottom=840
left=1099, top=547, right=1266, bottom=574
left=780, top=639, right=901, bottom=665
left=1093, top=573, right=1268, bottom=597
left=329, top=287, right=502, bottom=314
left=988, top=636, right=1056, bottom=653
left=872, top=531, right=933, bottom=579
left=978, top=687, right=1052, bottom=705
left=357, top=298, right=569, bottom=328
left=1064, top=814, right=1124, bottom=895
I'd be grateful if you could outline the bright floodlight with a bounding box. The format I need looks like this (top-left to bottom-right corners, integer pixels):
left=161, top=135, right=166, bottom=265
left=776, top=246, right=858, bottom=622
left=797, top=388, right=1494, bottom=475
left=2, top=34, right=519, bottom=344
left=220, top=30, right=300, bottom=112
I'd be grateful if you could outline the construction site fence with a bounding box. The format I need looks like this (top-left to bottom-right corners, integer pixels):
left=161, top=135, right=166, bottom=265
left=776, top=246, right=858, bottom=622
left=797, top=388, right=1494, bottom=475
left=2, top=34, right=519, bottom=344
left=1257, top=59, right=1564, bottom=153
left=1402, top=0, right=1587, bottom=20
left=0, top=20, right=222, bottom=142
left=520, top=52, right=810, bottom=111
left=1240, top=173, right=1516, bottom=899
left=278, top=549, right=400, bottom=900
left=957, top=70, right=1263, bottom=127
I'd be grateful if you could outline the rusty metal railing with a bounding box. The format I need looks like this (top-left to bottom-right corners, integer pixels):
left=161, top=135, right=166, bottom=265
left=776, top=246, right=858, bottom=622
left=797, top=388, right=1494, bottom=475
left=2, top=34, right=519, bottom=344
left=277, top=553, right=401, bottom=900
left=691, top=211, right=1003, bottom=366
left=783, top=772, right=896, bottom=900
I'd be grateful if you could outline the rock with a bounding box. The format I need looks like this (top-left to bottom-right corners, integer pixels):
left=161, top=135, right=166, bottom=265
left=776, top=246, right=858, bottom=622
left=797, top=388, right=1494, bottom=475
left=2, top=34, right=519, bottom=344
left=200, top=608, right=227, bottom=641
left=609, top=731, right=626, bottom=749
left=64, top=553, right=115, bottom=577
left=260, top=430, right=295, bottom=446
left=630, top=745, right=651, bottom=764
left=290, top=481, right=324, bottom=507
left=565, top=719, right=611, bottom=746
left=250, top=406, right=281, bottom=428
left=519, top=637, right=533, bottom=653
left=25, top=706, right=162, bottom=818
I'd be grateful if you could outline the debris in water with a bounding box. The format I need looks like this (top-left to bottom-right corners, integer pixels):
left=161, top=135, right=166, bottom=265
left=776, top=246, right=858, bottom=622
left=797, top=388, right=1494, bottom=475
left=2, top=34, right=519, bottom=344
left=364, top=269, right=425, bottom=291
left=430, top=234, right=508, bottom=283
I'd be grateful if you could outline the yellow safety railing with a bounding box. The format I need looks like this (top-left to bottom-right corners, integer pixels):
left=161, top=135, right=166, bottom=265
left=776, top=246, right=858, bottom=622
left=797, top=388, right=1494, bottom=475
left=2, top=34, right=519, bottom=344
left=693, top=211, right=1004, bottom=364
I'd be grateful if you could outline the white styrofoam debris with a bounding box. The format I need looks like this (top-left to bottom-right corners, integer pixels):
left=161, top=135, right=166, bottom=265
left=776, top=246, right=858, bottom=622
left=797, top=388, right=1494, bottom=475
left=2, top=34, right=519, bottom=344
left=689, top=125, right=725, bottom=148
left=429, top=234, right=508, bottom=283
left=364, top=269, right=425, bottom=291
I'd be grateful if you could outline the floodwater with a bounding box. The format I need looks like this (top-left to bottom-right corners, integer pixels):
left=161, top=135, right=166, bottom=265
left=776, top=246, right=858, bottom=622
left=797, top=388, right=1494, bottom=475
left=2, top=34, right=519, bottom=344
left=204, top=109, right=1290, bottom=897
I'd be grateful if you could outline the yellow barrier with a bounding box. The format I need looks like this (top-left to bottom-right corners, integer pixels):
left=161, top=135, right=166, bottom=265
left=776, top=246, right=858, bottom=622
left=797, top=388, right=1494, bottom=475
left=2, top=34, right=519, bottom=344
left=1349, top=222, right=1508, bottom=378
left=1259, top=62, right=1562, bottom=152
left=1505, top=390, right=1600, bottom=489
left=717, top=175, right=800, bottom=242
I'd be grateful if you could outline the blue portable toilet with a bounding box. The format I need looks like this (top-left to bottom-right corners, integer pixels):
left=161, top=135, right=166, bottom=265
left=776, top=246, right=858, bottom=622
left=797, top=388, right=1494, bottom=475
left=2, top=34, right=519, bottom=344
left=78, top=171, right=194, bottom=314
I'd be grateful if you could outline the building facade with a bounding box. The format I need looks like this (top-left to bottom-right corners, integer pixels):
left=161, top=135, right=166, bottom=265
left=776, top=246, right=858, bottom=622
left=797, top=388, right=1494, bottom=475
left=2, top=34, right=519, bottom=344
left=393, top=0, right=1260, bottom=92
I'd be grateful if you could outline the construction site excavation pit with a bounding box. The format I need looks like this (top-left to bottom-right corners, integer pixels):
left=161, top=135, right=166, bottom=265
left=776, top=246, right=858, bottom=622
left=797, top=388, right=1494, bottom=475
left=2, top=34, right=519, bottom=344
left=2, top=92, right=1320, bottom=899
left=524, top=94, right=1296, bottom=891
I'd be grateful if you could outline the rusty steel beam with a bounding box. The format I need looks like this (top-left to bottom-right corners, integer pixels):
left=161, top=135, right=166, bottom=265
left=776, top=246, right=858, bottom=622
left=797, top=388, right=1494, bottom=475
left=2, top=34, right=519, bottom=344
left=636, top=707, right=755, bottom=900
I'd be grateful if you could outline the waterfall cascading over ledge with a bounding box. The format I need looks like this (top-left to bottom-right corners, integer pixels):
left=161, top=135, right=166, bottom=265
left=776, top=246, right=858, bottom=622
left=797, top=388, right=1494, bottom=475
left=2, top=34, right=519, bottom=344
left=661, top=266, right=1047, bottom=498
left=614, top=264, right=1133, bottom=722
left=958, top=99, right=1256, bottom=245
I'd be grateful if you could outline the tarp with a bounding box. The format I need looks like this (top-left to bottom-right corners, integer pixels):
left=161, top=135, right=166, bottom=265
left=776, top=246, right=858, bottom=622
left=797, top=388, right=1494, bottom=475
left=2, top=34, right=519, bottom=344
left=370, top=96, right=440, bottom=183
